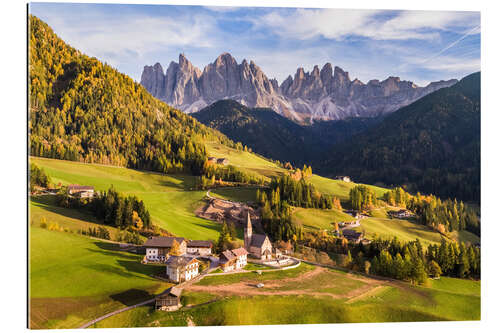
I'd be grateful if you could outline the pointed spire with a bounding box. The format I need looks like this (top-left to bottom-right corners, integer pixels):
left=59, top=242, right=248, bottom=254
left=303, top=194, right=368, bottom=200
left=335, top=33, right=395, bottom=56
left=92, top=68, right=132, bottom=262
left=244, top=210, right=252, bottom=251
left=246, top=211, right=252, bottom=231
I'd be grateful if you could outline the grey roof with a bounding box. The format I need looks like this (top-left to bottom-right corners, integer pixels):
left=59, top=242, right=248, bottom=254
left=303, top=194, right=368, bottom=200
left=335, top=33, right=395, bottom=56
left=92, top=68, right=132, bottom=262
left=169, top=286, right=182, bottom=297
left=187, top=240, right=213, bottom=248
left=158, top=286, right=182, bottom=299
left=251, top=234, right=269, bottom=248
left=144, top=236, right=185, bottom=248
left=220, top=250, right=236, bottom=262
left=166, top=256, right=197, bottom=267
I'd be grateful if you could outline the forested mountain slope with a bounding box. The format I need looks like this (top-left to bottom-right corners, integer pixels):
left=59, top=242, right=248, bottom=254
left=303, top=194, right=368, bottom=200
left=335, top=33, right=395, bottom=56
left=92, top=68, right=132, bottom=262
left=193, top=99, right=379, bottom=166
left=29, top=15, right=232, bottom=175
left=318, top=72, right=480, bottom=203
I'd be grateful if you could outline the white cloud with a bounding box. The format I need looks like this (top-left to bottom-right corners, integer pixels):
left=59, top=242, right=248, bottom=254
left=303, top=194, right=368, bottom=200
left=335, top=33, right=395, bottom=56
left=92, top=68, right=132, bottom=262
left=254, top=9, right=480, bottom=41
left=36, top=11, right=218, bottom=60
left=420, top=56, right=480, bottom=72
left=204, top=6, right=240, bottom=13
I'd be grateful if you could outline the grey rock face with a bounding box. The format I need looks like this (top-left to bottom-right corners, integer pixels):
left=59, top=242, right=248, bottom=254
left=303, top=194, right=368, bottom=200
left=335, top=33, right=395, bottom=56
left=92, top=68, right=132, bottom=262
left=140, top=53, right=458, bottom=122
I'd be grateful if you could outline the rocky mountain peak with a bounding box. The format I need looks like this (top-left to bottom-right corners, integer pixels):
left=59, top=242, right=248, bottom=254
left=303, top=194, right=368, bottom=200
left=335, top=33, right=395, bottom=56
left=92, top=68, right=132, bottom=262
left=141, top=53, right=459, bottom=122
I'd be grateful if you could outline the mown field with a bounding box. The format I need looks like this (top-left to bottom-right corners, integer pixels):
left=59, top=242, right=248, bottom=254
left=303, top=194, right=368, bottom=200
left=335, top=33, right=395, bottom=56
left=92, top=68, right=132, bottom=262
left=210, top=187, right=259, bottom=203
left=309, top=174, right=389, bottom=201
left=292, top=207, right=354, bottom=231
left=29, top=227, right=171, bottom=329
left=94, top=263, right=480, bottom=327
left=30, top=157, right=221, bottom=241
left=205, top=142, right=285, bottom=180
left=358, top=207, right=480, bottom=247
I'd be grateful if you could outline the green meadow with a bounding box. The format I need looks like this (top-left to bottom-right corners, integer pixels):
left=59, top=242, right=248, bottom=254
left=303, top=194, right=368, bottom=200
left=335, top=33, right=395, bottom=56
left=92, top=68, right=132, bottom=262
left=205, top=142, right=286, bottom=180
left=210, top=187, right=259, bottom=202
left=29, top=227, right=170, bottom=328
left=292, top=207, right=354, bottom=231
left=30, top=157, right=221, bottom=241
left=30, top=195, right=131, bottom=241
left=358, top=208, right=480, bottom=247
left=94, top=270, right=480, bottom=328
left=309, top=174, right=389, bottom=201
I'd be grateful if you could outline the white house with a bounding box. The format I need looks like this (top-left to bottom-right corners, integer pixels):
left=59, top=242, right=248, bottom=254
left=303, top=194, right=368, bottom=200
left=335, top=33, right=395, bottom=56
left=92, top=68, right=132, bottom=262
left=232, top=247, right=248, bottom=269
left=165, top=256, right=200, bottom=283
left=219, top=247, right=248, bottom=272
left=144, top=236, right=187, bottom=262
left=186, top=240, right=213, bottom=256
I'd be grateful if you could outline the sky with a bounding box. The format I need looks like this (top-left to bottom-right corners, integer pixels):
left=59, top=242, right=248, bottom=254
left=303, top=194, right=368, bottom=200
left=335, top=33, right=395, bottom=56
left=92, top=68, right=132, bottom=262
left=29, top=2, right=480, bottom=86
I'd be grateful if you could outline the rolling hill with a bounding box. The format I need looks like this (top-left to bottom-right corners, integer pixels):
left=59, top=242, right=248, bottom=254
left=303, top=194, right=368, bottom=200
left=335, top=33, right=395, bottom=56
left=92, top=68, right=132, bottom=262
left=318, top=72, right=480, bottom=203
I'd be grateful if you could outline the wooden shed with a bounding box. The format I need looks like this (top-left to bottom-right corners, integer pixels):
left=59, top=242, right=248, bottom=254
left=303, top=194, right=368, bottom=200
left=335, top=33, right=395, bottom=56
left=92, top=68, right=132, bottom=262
left=155, top=287, right=182, bottom=311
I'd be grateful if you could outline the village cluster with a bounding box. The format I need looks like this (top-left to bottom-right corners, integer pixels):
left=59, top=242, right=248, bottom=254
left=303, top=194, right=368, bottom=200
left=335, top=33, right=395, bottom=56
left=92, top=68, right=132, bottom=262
left=145, top=212, right=292, bottom=311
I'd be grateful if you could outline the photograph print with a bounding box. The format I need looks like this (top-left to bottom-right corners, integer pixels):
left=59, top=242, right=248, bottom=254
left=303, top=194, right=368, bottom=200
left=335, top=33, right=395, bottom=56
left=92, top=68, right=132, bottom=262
left=28, top=1, right=480, bottom=329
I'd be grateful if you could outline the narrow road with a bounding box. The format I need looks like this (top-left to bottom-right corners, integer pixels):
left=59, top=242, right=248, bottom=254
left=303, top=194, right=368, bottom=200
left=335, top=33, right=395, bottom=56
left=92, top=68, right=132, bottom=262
left=78, top=298, right=155, bottom=329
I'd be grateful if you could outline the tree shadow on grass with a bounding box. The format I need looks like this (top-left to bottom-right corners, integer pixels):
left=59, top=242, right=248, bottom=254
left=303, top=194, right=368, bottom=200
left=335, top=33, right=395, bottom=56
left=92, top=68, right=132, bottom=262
left=109, top=289, right=155, bottom=306
left=116, top=259, right=164, bottom=277
left=30, top=196, right=98, bottom=224
left=191, top=222, right=222, bottom=235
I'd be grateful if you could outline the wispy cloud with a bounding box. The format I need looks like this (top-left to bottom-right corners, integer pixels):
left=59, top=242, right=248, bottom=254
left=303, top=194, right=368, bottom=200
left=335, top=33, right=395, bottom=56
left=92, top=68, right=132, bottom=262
left=253, top=9, right=479, bottom=41
left=32, top=5, right=218, bottom=59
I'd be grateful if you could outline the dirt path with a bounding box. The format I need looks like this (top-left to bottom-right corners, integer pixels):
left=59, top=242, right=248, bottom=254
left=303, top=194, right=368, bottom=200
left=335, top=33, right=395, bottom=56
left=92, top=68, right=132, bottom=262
left=186, top=266, right=387, bottom=301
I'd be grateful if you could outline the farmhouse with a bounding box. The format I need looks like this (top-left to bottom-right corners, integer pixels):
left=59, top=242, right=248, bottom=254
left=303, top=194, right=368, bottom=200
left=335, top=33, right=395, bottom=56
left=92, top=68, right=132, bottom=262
left=207, top=157, right=217, bottom=164
left=219, top=247, right=248, bottom=272
left=335, top=176, right=351, bottom=182
left=67, top=184, right=94, bottom=198
left=166, top=256, right=200, bottom=282
left=187, top=240, right=213, bottom=256
left=244, top=211, right=273, bottom=260
left=216, top=158, right=229, bottom=166
left=342, top=229, right=363, bottom=243
left=144, top=236, right=187, bottom=262
left=389, top=209, right=413, bottom=219
left=155, top=286, right=182, bottom=311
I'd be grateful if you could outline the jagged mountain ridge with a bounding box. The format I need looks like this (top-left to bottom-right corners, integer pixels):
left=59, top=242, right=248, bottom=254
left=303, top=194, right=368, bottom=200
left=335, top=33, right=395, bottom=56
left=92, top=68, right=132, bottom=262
left=141, top=53, right=458, bottom=122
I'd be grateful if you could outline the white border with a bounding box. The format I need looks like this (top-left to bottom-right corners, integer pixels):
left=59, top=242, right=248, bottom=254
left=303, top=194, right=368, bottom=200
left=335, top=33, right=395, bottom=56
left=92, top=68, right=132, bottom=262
left=1, top=1, right=499, bottom=333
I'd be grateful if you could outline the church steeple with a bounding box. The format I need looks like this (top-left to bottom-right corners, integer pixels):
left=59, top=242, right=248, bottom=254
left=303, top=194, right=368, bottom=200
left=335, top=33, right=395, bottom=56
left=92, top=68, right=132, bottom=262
left=244, top=211, right=252, bottom=250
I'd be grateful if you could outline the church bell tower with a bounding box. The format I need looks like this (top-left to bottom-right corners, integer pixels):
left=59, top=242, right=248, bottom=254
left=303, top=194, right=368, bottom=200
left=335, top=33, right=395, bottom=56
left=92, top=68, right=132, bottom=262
left=244, top=211, right=253, bottom=250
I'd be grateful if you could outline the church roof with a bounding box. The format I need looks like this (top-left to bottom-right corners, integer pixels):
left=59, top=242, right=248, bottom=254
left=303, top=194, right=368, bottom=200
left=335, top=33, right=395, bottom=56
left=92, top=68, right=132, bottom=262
left=251, top=234, right=269, bottom=248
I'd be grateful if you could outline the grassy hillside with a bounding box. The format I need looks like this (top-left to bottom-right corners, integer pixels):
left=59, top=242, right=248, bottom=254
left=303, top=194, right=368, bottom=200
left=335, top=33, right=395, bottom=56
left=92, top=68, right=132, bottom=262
left=292, top=207, right=353, bottom=231
left=94, top=266, right=479, bottom=327
left=29, top=227, right=170, bottom=328
left=31, top=157, right=220, bottom=241
left=30, top=195, right=132, bottom=241
left=205, top=142, right=285, bottom=180
left=309, top=174, right=389, bottom=201
left=356, top=208, right=480, bottom=246
left=210, top=187, right=259, bottom=203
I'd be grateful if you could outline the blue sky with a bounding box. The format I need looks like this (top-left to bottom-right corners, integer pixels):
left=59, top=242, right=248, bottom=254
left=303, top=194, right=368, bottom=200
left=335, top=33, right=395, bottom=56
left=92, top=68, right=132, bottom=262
left=30, top=2, right=480, bottom=86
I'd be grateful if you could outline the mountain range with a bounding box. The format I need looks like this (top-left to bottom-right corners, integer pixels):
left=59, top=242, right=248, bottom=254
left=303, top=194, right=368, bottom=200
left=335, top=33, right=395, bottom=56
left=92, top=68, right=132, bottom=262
left=141, top=53, right=458, bottom=123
